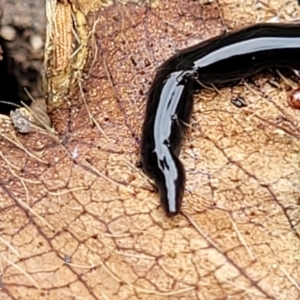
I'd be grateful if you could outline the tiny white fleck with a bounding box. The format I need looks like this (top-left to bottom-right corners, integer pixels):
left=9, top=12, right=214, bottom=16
left=72, top=147, right=79, bottom=159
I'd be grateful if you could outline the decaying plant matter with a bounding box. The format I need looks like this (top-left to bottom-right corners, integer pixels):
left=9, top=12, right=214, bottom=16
left=0, top=1, right=300, bottom=299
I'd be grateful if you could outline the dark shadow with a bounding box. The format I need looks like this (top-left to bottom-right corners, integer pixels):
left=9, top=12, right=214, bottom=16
left=0, top=36, right=22, bottom=115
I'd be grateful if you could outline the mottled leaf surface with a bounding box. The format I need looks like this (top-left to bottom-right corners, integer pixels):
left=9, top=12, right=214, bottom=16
left=0, top=0, right=300, bottom=299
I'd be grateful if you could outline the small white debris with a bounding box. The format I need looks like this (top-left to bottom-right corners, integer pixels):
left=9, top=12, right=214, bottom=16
left=10, top=108, right=34, bottom=133
left=0, top=25, right=16, bottom=41
left=29, top=34, right=44, bottom=50
left=71, top=147, right=79, bottom=160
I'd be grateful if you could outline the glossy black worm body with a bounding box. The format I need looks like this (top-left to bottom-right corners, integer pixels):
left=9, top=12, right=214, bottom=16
left=140, top=23, right=300, bottom=216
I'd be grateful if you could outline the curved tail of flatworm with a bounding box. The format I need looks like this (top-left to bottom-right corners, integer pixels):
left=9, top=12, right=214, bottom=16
left=141, top=23, right=300, bottom=216
left=140, top=70, right=194, bottom=215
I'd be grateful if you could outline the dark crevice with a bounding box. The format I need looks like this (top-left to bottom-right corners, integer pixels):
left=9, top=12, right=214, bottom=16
left=0, top=25, right=44, bottom=116
left=0, top=36, right=23, bottom=115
